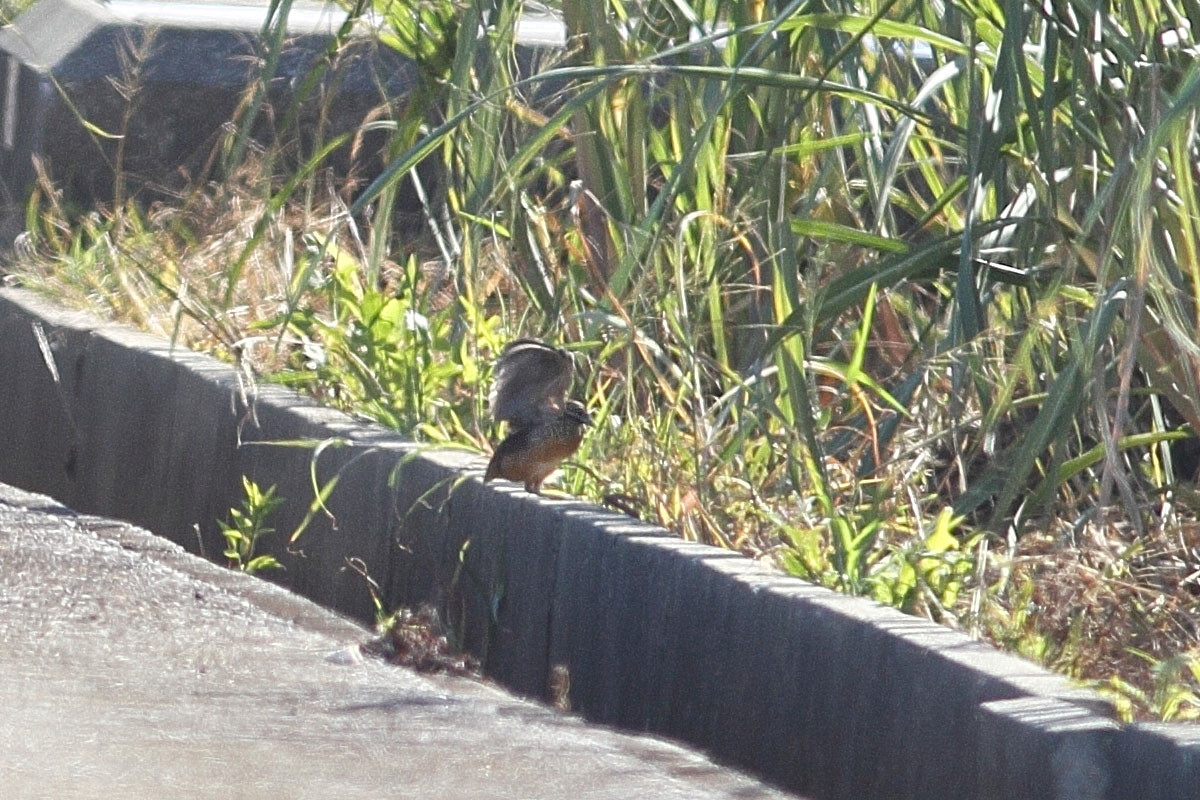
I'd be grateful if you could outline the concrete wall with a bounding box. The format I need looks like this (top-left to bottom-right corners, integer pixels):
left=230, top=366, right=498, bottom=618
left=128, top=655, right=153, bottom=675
left=0, top=0, right=418, bottom=214
left=0, top=287, right=1195, bottom=800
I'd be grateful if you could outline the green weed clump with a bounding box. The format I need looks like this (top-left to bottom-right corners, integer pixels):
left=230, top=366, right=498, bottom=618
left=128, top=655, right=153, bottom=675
left=220, top=477, right=285, bottom=574
left=7, top=0, right=1200, bottom=718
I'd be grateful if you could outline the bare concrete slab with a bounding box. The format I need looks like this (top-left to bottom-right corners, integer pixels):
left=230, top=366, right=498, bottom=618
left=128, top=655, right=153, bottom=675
left=0, top=482, right=799, bottom=800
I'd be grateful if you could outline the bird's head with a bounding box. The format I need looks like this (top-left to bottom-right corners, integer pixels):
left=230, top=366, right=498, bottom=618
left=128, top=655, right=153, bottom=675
left=563, top=399, right=593, bottom=427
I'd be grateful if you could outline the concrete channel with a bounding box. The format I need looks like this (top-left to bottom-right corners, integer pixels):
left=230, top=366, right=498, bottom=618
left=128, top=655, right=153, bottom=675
left=0, top=481, right=796, bottom=799
left=1, top=289, right=1197, bottom=800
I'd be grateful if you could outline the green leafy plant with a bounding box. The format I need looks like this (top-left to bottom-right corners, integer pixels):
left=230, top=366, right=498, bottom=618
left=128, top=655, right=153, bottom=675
left=1096, top=650, right=1200, bottom=723
left=220, top=477, right=286, bottom=574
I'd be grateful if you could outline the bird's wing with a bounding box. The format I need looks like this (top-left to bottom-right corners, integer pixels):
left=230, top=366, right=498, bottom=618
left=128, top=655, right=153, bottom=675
left=488, top=339, right=573, bottom=429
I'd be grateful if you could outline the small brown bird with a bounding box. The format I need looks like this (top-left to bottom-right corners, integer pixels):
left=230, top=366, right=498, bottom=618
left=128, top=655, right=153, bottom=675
left=484, top=339, right=593, bottom=494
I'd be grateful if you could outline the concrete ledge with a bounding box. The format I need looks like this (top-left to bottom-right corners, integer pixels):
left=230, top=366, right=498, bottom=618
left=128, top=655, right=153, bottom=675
left=1112, top=723, right=1200, bottom=800
left=978, top=698, right=1200, bottom=800
left=0, top=286, right=1194, bottom=799
left=978, top=697, right=1118, bottom=800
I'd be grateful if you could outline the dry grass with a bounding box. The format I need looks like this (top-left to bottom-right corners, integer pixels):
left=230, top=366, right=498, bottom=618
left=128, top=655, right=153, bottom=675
left=361, top=605, right=483, bottom=677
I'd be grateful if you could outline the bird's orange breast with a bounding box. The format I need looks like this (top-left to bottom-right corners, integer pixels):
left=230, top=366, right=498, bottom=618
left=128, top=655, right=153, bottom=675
left=485, top=425, right=584, bottom=487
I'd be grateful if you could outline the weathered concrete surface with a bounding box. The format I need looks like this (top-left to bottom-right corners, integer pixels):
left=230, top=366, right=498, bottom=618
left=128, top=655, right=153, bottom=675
left=977, top=698, right=1119, bottom=800
left=977, top=698, right=1200, bottom=800
left=0, top=482, right=798, bottom=800
left=2, top=286, right=1197, bottom=800
left=1111, top=723, right=1200, bottom=800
